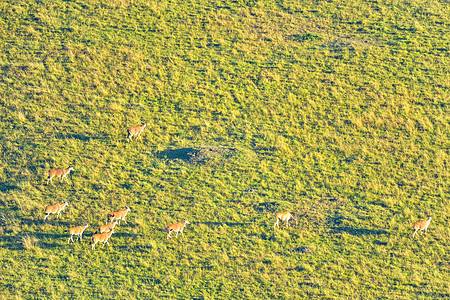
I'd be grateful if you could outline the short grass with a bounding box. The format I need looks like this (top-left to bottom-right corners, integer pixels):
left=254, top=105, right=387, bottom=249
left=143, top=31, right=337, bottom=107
left=0, top=0, right=449, bottom=298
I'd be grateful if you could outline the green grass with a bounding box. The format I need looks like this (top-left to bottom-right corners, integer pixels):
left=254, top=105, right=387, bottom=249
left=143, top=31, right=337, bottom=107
left=0, top=0, right=449, bottom=298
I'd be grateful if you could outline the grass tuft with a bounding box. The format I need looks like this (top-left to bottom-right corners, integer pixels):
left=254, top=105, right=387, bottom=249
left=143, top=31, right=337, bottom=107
left=21, top=235, right=39, bottom=251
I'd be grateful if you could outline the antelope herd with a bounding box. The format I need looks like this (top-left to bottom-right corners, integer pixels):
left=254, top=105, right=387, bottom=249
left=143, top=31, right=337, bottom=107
left=41, top=122, right=433, bottom=251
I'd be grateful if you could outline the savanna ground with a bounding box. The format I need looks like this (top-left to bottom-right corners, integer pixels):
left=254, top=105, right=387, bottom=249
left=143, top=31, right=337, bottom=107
left=0, top=0, right=449, bottom=298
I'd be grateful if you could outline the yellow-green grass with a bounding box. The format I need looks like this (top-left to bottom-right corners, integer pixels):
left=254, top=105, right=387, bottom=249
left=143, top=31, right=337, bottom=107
left=0, top=0, right=449, bottom=298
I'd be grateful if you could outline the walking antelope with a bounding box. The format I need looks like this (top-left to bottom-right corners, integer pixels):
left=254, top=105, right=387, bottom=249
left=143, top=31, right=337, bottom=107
left=44, top=201, right=69, bottom=221
left=167, top=219, right=190, bottom=239
left=107, top=206, right=131, bottom=225
left=127, top=122, right=146, bottom=142
left=413, top=216, right=432, bottom=238
left=68, top=224, right=89, bottom=244
left=47, top=165, right=74, bottom=184
left=92, top=229, right=114, bottom=250
left=99, top=220, right=117, bottom=234
left=274, top=212, right=298, bottom=229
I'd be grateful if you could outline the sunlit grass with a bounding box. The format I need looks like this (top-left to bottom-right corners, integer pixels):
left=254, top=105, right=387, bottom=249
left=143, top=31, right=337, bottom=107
left=0, top=0, right=449, bottom=298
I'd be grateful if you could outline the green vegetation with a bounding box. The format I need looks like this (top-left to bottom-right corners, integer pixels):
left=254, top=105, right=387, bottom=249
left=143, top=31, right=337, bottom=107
left=0, top=0, right=449, bottom=298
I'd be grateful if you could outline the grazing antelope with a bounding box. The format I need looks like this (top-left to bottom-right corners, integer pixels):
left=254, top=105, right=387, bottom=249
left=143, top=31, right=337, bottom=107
left=127, top=122, right=146, bottom=142
left=92, top=228, right=114, bottom=250
left=44, top=201, right=69, bottom=221
left=99, top=220, right=117, bottom=234
left=47, top=165, right=74, bottom=184
left=107, top=206, right=131, bottom=226
left=167, top=219, right=190, bottom=239
left=274, top=211, right=298, bottom=229
left=68, top=224, right=89, bottom=244
left=413, top=216, right=432, bottom=238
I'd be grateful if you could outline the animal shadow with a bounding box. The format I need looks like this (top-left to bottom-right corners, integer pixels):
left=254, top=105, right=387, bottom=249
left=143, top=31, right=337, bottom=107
left=331, top=226, right=388, bottom=236
left=194, top=222, right=249, bottom=227
left=19, top=217, right=43, bottom=226
left=54, top=133, right=105, bottom=142
left=0, top=233, right=67, bottom=250
left=30, top=232, right=67, bottom=240
left=0, top=183, right=17, bottom=192
left=157, top=227, right=169, bottom=233
left=41, top=220, right=74, bottom=227
left=114, top=232, right=141, bottom=238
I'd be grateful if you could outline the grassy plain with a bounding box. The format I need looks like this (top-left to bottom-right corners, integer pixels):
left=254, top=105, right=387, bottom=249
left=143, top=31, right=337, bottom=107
left=0, top=0, right=449, bottom=298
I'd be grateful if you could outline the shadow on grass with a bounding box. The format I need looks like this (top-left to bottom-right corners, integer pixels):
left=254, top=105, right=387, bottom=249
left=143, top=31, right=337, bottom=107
left=1, top=231, right=146, bottom=251
left=113, top=222, right=138, bottom=229
left=292, top=246, right=312, bottom=253
left=194, top=221, right=250, bottom=227
left=40, top=241, right=66, bottom=249
left=253, top=202, right=278, bottom=213
left=0, top=233, right=68, bottom=250
left=156, top=147, right=199, bottom=161
left=40, top=220, right=75, bottom=227
left=9, top=215, right=72, bottom=226
left=156, top=147, right=234, bottom=164
left=54, top=133, right=106, bottom=142
left=133, top=244, right=154, bottom=251
left=156, top=227, right=169, bottom=234
left=0, top=242, right=22, bottom=250
left=298, top=282, right=319, bottom=288
left=19, top=217, right=46, bottom=226
left=30, top=232, right=67, bottom=239
left=331, top=226, right=388, bottom=236
left=253, top=146, right=279, bottom=154
left=112, top=244, right=148, bottom=251
left=114, top=232, right=142, bottom=238
left=373, top=240, right=388, bottom=245
left=45, top=181, right=75, bottom=189
left=0, top=183, right=17, bottom=192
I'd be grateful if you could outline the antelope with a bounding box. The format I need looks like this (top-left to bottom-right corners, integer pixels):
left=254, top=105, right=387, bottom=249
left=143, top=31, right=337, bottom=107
left=167, top=219, right=190, bottom=239
left=99, top=220, right=118, bottom=234
left=44, top=201, right=69, bottom=221
left=47, top=165, right=74, bottom=184
left=274, top=211, right=298, bottom=229
left=92, top=228, right=114, bottom=250
left=107, top=206, right=131, bottom=225
left=68, top=224, right=89, bottom=244
left=413, top=216, right=432, bottom=238
left=127, top=122, right=146, bottom=142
